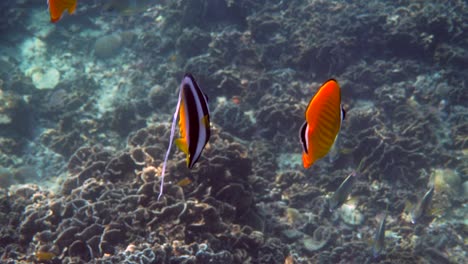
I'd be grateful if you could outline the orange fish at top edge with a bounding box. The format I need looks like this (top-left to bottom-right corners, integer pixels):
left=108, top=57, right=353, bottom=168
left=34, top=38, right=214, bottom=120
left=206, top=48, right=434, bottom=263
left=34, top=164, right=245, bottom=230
left=299, top=79, right=345, bottom=168
left=48, top=0, right=77, bottom=23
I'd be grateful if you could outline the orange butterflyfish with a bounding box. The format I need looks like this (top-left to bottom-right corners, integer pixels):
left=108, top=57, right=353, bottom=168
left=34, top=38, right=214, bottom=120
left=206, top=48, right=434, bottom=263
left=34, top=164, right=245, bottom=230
left=299, top=79, right=345, bottom=168
left=158, top=73, right=210, bottom=200
left=48, top=0, right=77, bottom=23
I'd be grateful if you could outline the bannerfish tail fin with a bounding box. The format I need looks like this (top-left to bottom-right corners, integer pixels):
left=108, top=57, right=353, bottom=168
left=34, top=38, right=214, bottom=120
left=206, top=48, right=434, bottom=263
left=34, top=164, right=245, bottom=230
left=158, top=90, right=182, bottom=200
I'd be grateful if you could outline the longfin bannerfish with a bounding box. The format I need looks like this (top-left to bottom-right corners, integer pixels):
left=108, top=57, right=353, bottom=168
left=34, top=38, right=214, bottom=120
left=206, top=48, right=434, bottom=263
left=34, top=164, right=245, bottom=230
left=48, top=0, right=77, bottom=23
left=175, top=74, right=210, bottom=168
left=158, top=73, right=210, bottom=200
left=300, top=79, right=345, bottom=168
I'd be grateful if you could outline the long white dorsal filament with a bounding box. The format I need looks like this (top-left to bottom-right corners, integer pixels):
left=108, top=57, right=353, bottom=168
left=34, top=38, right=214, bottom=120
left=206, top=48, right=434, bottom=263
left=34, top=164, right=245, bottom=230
left=157, top=88, right=182, bottom=200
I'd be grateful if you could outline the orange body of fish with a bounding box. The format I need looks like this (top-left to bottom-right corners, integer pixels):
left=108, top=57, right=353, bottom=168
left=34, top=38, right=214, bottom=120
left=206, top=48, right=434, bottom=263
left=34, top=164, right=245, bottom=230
left=48, top=0, right=77, bottom=23
left=299, top=79, right=344, bottom=168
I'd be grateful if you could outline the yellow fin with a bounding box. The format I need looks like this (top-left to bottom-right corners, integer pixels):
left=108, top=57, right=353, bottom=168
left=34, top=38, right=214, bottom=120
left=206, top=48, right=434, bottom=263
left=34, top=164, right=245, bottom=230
left=36, top=251, right=56, bottom=261
left=175, top=138, right=190, bottom=167
left=201, top=115, right=209, bottom=128
left=175, top=138, right=189, bottom=154
left=177, top=177, right=192, bottom=187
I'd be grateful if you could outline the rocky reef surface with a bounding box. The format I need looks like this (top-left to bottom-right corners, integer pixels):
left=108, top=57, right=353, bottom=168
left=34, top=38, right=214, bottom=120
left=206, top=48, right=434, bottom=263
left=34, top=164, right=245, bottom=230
left=0, top=0, right=467, bottom=263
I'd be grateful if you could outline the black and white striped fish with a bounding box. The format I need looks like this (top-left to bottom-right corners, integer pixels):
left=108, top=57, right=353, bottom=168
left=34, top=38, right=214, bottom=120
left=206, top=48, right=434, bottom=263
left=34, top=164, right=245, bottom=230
left=158, top=73, right=210, bottom=199
left=175, top=73, right=211, bottom=168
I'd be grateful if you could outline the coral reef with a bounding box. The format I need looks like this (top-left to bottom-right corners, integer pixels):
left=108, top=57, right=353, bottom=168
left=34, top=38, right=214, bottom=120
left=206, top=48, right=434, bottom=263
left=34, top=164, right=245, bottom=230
left=0, top=0, right=466, bottom=263
left=28, top=67, right=60, bottom=90
left=0, top=91, right=34, bottom=138
left=0, top=125, right=284, bottom=263
left=94, top=34, right=124, bottom=59
left=212, top=99, right=255, bottom=139
left=339, top=99, right=437, bottom=184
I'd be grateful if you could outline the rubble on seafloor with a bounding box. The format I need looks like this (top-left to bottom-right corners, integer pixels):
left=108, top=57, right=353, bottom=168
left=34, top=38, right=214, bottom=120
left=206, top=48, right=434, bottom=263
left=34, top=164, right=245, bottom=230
left=0, top=0, right=467, bottom=263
